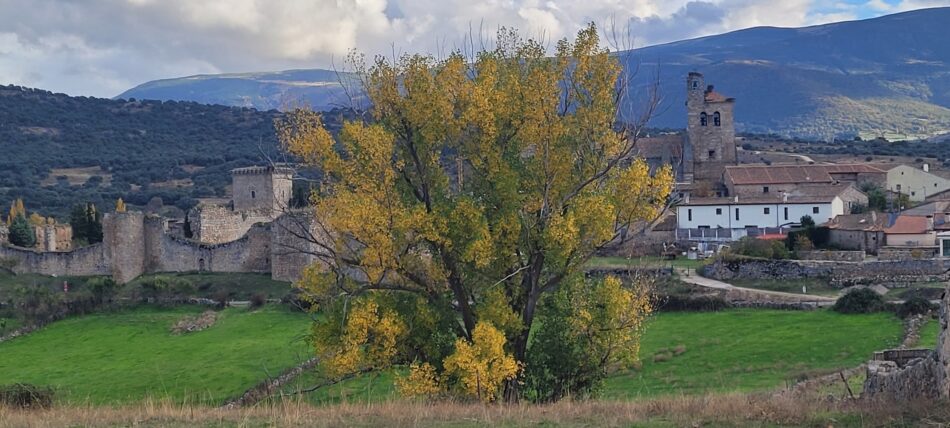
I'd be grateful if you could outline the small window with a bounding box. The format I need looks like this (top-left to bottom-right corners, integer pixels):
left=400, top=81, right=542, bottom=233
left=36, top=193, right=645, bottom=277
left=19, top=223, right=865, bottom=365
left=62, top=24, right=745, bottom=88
left=700, top=112, right=708, bottom=127
left=812, top=207, right=819, bottom=214
left=713, top=111, right=721, bottom=126
left=784, top=207, right=788, bottom=220
left=897, top=184, right=902, bottom=192
left=687, top=209, right=692, bottom=222
left=763, top=186, right=769, bottom=193
left=716, top=208, right=722, bottom=215
left=735, top=208, right=740, bottom=221
left=692, top=80, right=698, bottom=89
left=912, top=191, right=916, bottom=197
left=251, top=190, right=256, bottom=199
left=708, top=150, right=716, bottom=159
left=764, top=207, right=770, bottom=214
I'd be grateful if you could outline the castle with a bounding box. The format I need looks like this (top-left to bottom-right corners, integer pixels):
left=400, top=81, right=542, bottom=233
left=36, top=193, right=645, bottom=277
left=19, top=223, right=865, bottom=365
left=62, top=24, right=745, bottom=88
left=0, top=166, right=321, bottom=284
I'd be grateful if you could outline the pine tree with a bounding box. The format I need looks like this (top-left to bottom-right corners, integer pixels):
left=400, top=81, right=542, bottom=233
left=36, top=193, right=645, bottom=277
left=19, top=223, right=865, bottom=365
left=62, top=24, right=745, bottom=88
left=86, top=204, right=103, bottom=244
left=9, top=215, right=35, bottom=248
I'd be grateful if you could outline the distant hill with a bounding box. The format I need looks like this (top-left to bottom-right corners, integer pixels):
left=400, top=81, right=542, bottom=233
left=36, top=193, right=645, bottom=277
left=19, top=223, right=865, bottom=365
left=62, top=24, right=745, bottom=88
left=119, top=8, right=950, bottom=140
left=118, top=69, right=363, bottom=112
left=0, top=85, right=346, bottom=219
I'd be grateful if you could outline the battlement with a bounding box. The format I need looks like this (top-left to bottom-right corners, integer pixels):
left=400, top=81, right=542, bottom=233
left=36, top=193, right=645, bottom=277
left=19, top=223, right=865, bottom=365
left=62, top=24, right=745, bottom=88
left=230, top=165, right=294, bottom=176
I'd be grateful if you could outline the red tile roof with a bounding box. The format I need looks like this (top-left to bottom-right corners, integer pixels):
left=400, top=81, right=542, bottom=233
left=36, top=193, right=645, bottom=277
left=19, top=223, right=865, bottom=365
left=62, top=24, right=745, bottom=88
left=884, top=215, right=932, bottom=235
left=704, top=91, right=733, bottom=103
left=725, top=164, right=886, bottom=186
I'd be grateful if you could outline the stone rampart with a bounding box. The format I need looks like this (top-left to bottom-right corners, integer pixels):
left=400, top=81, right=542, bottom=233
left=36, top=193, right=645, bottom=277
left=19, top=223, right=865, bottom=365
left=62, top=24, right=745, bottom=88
left=0, top=244, right=110, bottom=277
left=704, top=257, right=948, bottom=287
left=152, top=225, right=271, bottom=274
left=797, top=250, right=864, bottom=262
left=189, top=205, right=275, bottom=244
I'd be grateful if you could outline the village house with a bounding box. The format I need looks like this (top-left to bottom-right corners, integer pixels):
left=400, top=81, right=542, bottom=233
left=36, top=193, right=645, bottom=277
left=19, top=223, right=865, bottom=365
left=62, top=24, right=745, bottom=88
left=675, top=183, right=867, bottom=242
left=887, top=164, right=950, bottom=202
left=824, top=212, right=888, bottom=255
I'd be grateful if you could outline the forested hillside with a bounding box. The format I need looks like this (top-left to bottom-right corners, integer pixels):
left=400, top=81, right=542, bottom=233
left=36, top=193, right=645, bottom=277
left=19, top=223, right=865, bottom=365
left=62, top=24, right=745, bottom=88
left=0, top=85, right=341, bottom=219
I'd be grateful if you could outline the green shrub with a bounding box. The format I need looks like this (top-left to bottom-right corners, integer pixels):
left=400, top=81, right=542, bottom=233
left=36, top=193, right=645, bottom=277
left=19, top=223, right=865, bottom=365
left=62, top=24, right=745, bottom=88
left=833, top=288, right=886, bottom=314
left=897, top=297, right=937, bottom=319
left=733, top=237, right=789, bottom=259
left=0, top=383, right=53, bottom=408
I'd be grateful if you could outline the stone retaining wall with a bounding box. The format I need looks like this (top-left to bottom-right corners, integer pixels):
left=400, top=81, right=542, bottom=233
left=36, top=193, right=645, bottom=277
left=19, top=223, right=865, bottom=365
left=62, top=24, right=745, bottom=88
left=797, top=250, right=864, bottom=262
left=879, top=248, right=940, bottom=261
left=704, top=257, right=948, bottom=287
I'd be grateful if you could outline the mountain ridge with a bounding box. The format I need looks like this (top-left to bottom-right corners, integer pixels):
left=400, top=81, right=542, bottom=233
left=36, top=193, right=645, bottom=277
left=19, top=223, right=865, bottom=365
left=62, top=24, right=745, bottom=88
left=118, top=7, right=950, bottom=140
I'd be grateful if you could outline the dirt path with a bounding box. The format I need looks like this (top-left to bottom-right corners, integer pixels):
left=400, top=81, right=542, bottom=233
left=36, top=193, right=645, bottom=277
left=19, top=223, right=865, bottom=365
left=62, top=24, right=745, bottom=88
left=675, top=268, right=836, bottom=305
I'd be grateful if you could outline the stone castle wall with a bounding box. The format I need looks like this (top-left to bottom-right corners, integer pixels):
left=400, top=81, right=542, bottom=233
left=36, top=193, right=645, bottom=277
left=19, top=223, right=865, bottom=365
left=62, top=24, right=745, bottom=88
left=152, top=225, right=271, bottom=274
left=189, top=205, right=275, bottom=245
left=271, top=213, right=323, bottom=282
left=0, top=243, right=110, bottom=277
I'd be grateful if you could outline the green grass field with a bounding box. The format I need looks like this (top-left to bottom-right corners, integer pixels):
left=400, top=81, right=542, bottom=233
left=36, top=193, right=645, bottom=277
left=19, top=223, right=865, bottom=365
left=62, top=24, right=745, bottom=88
left=0, top=305, right=310, bottom=405
left=588, top=256, right=705, bottom=270
left=289, top=309, right=903, bottom=403
left=918, top=316, right=941, bottom=349
left=602, top=309, right=901, bottom=397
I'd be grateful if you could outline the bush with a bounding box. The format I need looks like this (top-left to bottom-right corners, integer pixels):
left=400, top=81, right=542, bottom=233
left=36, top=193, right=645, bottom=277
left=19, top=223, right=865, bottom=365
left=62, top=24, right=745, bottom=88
left=897, top=297, right=937, bottom=319
left=0, top=383, right=54, bottom=408
left=249, top=293, right=266, bottom=310
left=833, top=288, right=886, bottom=314
left=733, top=237, right=789, bottom=259
left=657, top=294, right=731, bottom=312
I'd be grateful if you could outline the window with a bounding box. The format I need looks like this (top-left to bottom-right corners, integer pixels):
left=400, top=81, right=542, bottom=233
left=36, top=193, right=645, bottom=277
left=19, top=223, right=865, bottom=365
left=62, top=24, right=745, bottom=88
left=735, top=208, right=740, bottom=221
left=708, top=150, right=716, bottom=159
left=700, top=112, right=708, bottom=127
left=692, top=80, right=698, bottom=89
left=713, top=111, right=721, bottom=126
left=251, top=190, right=256, bottom=199
left=912, top=191, right=916, bottom=197
left=716, top=208, right=722, bottom=215
left=897, top=184, right=902, bottom=192
left=763, top=186, right=769, bottom=193
left=812, top=206, right=819, bottom=214
left=784, top=207, right=788, bottom=220
left=764, top=207, right=770, bottom=214
left=687, top=209, right=692, bottom=221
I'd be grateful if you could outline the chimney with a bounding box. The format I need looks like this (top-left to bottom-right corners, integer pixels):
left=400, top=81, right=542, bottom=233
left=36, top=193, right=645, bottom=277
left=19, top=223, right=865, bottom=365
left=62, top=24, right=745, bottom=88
left=944, top=212, right=950, bottom=224
left=782, top=192, right=789, bottom=203
left=734, top=195, right=739, bottom=203
left=924, top=163, right=930, bottom=173
left=926, top=215, right=934, bottom=231
left=684, top=193, right=690, bottom=204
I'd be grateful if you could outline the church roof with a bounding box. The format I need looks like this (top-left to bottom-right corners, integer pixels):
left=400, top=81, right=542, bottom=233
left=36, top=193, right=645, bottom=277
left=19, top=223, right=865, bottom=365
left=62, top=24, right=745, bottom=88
left=725, top=164, right=886, bottom=186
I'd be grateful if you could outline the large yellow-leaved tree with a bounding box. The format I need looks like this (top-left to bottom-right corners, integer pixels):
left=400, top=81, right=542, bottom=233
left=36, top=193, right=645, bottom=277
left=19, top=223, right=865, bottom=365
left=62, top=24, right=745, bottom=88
left=278, top=24, right=673, bottom=402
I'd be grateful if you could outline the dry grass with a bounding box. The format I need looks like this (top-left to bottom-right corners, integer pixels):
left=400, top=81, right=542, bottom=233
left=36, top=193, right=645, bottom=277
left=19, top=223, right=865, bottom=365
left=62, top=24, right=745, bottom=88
left=39, top=166, right=112, bottom=187
left=1, top=393, right=946, bottom=427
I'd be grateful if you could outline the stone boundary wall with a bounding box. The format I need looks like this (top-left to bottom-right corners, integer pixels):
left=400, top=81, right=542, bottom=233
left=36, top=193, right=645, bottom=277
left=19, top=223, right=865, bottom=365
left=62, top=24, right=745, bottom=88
left=879, top=247, right=940, bottom=261
left=704, top=257, right=949, bottom=287
left=0, top=244, right=110, bottom=277
left=797, top=250, right=864, bottom=262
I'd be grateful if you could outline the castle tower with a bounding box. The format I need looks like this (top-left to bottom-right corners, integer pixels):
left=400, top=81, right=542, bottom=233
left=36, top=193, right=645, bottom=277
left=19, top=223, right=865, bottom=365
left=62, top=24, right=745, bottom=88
left=230, top=166, right=294, bottom=213
left=685, top=72, right=737, bottom=191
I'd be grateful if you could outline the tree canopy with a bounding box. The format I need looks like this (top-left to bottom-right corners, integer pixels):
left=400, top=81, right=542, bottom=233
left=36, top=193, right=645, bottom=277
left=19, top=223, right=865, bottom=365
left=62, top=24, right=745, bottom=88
left=279, top=24, right=673, bottom=402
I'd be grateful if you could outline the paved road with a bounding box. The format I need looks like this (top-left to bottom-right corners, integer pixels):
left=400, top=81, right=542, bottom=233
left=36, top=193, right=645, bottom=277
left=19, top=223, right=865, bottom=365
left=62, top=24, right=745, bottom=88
left=674, top=267, right=837, bottom=304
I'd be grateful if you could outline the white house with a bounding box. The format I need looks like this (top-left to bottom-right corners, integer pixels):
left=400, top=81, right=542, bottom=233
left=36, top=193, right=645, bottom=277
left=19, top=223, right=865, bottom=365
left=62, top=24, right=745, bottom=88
left=676, top=183, right=867, bottom=242
left=887, top=164, right=950, bottom=202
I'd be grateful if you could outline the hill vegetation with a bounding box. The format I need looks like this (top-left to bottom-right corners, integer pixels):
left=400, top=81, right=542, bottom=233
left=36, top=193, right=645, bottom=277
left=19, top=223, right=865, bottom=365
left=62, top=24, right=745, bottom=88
left=0, top=86, right=347, bottom=219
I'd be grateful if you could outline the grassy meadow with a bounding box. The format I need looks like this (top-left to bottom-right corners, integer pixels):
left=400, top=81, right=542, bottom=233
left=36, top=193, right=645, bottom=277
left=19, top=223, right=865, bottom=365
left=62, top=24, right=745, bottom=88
left=0, top=305, right=310, bottom=404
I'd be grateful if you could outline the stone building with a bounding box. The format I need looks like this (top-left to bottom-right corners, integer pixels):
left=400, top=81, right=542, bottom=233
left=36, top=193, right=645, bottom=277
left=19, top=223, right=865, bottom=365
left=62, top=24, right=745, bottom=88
left=188, top=166, right=294, bottom=244
left=683, top=72, right=737, bottom=189
left=724, top=164, right=886, bottom=197
left=0, top=165, right=323, bottom=284
left=824, top=212, right=888, bottom=254
left=33, top=223, right=73, bottom=252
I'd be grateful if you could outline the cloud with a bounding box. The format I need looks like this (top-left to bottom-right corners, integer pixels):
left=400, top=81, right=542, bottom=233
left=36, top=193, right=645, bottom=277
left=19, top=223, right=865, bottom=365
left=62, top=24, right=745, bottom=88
left=0, top=0, right=946, bottom=98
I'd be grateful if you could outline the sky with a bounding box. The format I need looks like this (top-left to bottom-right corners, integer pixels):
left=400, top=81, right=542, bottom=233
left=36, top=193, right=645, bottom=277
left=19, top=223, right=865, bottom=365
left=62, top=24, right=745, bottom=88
left=0, top=0, right=948, bottom=98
